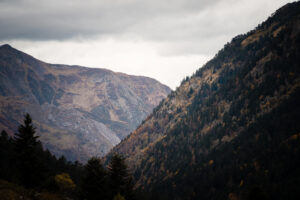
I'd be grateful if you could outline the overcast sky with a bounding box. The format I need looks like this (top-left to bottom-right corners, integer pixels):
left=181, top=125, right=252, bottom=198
left=0, top=0, right=294, bottom=89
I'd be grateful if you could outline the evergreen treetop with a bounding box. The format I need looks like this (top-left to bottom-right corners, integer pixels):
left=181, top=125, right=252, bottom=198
left=108, top=154, right=134, bottom=200
left=82, top=157, right=108, bottom=200
left=14, top=113, right=40, bottom=152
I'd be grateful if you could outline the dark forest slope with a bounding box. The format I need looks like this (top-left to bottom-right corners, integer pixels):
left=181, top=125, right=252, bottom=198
left=107, top=2, right=300, bottom=199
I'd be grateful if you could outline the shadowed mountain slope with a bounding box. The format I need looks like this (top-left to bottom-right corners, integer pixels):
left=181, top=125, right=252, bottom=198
left=106, top=2, right=300, bottom=199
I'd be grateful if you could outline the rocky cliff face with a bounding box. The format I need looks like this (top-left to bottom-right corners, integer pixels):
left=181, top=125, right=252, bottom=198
left=106, top=2, right=300, bottom=199
left=0, top=45, right=171, bottom=162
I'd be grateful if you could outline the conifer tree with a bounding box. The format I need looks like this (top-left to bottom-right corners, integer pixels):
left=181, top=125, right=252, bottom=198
left=14, top=114, right=39, bottom=151
left=14, top=113, right=44, bottom=188
left=0, top=130, right=15, bottom=181
left=108, top=154, right=134, bottom=200
left=82, top=157, right=108, bottom=200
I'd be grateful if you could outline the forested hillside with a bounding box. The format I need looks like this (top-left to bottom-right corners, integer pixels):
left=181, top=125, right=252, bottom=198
left=0, top=114, right=135, bottom=200
left=107, top=2, right=300, bottom=199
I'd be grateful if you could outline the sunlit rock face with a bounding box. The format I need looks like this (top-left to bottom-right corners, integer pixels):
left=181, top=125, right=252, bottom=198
left=0, top=44, right=171, bottom=162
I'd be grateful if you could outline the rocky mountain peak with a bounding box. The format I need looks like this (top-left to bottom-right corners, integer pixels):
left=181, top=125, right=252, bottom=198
left=0, top=45, right=171, bottom=162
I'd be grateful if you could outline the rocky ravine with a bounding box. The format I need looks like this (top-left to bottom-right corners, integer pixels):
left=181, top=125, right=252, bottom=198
left=0, top=44, right=171, bottom=162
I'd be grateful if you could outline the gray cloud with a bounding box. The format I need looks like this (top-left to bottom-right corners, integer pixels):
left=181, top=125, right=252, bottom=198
left=0, top=0, right=294, bottom=55
left=0, top=0, right=218, bottom=39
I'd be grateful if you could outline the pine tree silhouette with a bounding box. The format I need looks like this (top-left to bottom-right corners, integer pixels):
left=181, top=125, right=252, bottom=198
left=14, top=113, right=44, bottom=188
left=108, top=154, right=134, bottom=200
left=82, top=157, right=108, bottom=200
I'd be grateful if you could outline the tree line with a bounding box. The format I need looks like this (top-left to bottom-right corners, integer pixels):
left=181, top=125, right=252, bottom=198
left=0, top=113, right=134, bottom=200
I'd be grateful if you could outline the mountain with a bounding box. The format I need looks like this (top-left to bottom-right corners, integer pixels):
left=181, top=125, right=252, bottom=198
left=106, top=2, right=300, bottom=200
left=0, top=45, right=171, bottom=162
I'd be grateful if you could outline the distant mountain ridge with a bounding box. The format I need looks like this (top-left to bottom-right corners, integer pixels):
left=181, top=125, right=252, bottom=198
left=0, top=44, right=171, bottom=162
left=106, top=2, right=300, bottom=200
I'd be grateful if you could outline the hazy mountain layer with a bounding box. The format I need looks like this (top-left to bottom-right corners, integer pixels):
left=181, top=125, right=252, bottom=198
left=0, top=45, right=171, bottom=162
left=107, top=2, right=300, bottom=199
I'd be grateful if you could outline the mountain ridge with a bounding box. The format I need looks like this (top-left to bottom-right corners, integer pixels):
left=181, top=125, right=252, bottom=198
left=0, top=44, right=171, bottom=162
left=106, top=2, right=300, bottom=199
